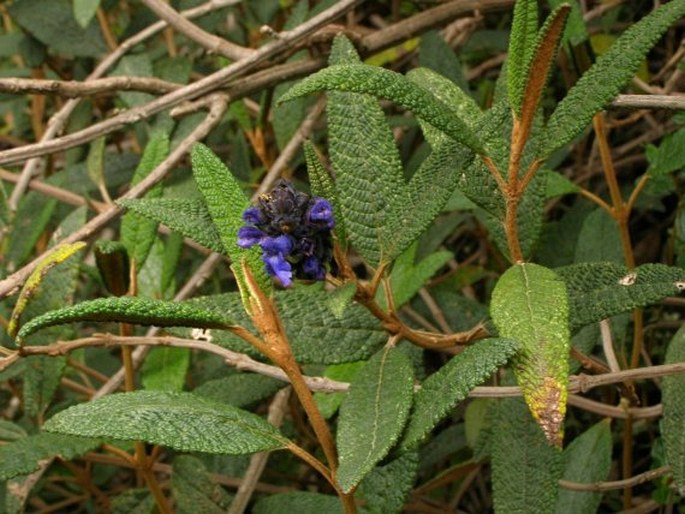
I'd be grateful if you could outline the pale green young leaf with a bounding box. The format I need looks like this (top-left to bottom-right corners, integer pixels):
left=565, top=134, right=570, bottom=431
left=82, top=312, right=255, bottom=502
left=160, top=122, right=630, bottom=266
left=377, top=242, right=452, bottom=310
left=661, top=324, right=685, bottom=495
left=190, top=143, right=270, bottom=291
left=172, top=455, right=233, bottom=513
left=73, top=0, right=99, bottom=28
left=491, top=263, right=570, bottom=446
left=326, top=35, right=408, bottom=266
left=86, top=136, right=106, bottom=190
left=326, top=281, right=357, bottom=320
left=120, top=132, right=169, bottom=268
left=141, top=347, right=190, bottom=392
left=542, top=0, right=685, bottom=156
left=44, top=391, right=289, bottom=454
left=492, top=397, right=562, bottom=513
left=557, top=262, right=685, bottom=331
left=556, top=419, right=612, bottom=514
left=508, top=0, right=539, bottom=114
left=0, top=432, right=101, bottom=480
left=253, top=492, right=343, bottom=514
left=118, top=197, right=224, bottom=253
left=279, top=64, right=483, bottom=153
left=336, top=346, right=414, bottom=492
left=16, top=296, right=234, bottom=343
left=401, top=338, right=520, bottom=450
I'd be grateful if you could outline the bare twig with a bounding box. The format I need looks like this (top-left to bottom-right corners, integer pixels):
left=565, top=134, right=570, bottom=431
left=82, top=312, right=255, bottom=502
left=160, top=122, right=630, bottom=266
left=559, top=466, right=670, bottom=492
left=0, top=76, right=181, bottom=98
left=140, top=0, right=253, bottom=60
left=610, top=94, right=685, bottom=110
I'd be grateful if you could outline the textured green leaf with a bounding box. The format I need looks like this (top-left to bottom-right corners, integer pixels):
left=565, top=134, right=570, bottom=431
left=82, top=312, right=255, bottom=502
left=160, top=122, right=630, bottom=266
left=491, top=263, right=570, bottom=446
left=279, top=64, right=483, bottom=153
left=662, top=324, right=685, bottom=495
left=183, top=288, right=386, bottom=364
left=336, top=347, right=414, bottom=492
left=5, top=190, right=58, bottom=271
left=0, top=432, right=101, bottom=480
left=121, top=133, right=169, bottom=268
left=190, top=143, right=270, bottom=291
left=401, top=338, right=520, bottom=450
left=172, top=455, right=233, bottom=514
left=44, top=391, right=289, bottom=454
left=492, top=397, right=562, bottom=513
left=326, top=35, right=408, bottom=266
left=508, top=0, right=539, bottom=114
left=542, top=0, right=685, bottom=156
left=16, top=296, right=234, bottom=343
left=23, top=356, right=67, bottom=418
left=253, top=492, right=343, bottom=514
left=73, top=0, right=100, bottom=28
left=9, top=0, right=107, bottom=57
left=141, top=347, right=190, bottom=392
left=303, top=140, right=347, bottom=247
left=419, top=31, right=468, bottom=93
left=557, top=262, right=685, bottom=331
left=118, top=198, right=224, bottom=253
left=357, top=451, right=418, bottom=514
left=314, top=361, right=364, bottom=419
left=0, top=421, right=27, bottom=442
left=194, top=374, right=283, bottom=408
left=556, top=419, right=612, bottom=514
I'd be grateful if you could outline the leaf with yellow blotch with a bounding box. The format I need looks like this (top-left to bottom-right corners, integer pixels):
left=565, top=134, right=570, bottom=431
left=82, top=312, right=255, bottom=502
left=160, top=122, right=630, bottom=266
left=490, top=262, right=570, bottom=446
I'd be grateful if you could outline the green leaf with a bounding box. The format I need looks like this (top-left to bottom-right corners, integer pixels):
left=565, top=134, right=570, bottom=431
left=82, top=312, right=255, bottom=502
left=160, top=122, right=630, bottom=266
left=184, top=288, right=386, bottom=364
left=0, top=432, right=101, bottom=480
left=16, top=296, right=235, bottom=343
left=542, top=0, right=685, bottom=156
left=557, top=262, right=685, bottom=331
left=573, top=208, right=623, bottom=264
left=357, top=451, right=418, bottom=514
left=325, top=282, right=357, bottom=320
left=194, top=374, right=283, bottom=408
left=492, top=397, right=562, bottom=513
left=9, top=0, right=107, bottom=57
left=5, top=190, right=58, bottom=271
left=190, top=143, right=270, bottom=291
left=86, top=136, right=106, bottom=191
left=646, top=127, right=685, bottom=177
left=253, top=492, right=343, bottom=514
left=419, top=31, right=469, bottom=93
left=23, top=356, right=67, bottom=418
left=73, top=0, right=101, bottom=28
left=325, top=35, right=408, bottom=266
left=94, top=240, right=130, bottom=296
left=279, top=64, right=483, bottom=153
left=491, top=263, right=570, bottom=446
left=0, top=421, right=28, bottom=442
left=556, top=419, right=612, bottom=514
left=172, top=455, right=233, bottom=514
left=121, top=133, right=169, bottom=268
left=110, top=54, right=154, bottom=108
left=118, top=198, right=224, bottom=253
left=314, top=361, right=364, bottom=419
left=44, top=391, right=289, bottom=454
left=662, top=324, right=685, bottom=495
left=141, top=347, right=190, bottom=392
left=303, top=140, right=347, bottom=247
left=111, top=488, right=155, bottom=514
left=336, top=346, right=414, bottom=492
left=508, top=0, right=539, bottom=114
left=378, top=242, right=451, bottom=310
left=401, top=338, right=519, bottom=450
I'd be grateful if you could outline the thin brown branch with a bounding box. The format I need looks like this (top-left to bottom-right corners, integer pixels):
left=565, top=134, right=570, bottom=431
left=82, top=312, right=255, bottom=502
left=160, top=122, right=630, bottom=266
left=610, top=94, right=685, bottom=110
left=559, top=466, right=670, bottom=492
left=139, top=0, right=253, bottom=60
left=0, top=76, right=181, bottom=98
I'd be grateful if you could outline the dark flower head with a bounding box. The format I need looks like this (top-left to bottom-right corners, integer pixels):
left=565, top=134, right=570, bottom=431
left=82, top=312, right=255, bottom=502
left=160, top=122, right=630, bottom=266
left=239, top=179, right=335, bottom=287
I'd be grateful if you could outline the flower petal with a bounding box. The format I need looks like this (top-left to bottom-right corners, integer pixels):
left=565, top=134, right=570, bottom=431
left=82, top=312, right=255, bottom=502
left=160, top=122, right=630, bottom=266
left=308, top=198, right=335, bottom=229
left=260, top=235, right=294, bottom=256
left=237, top=226, right=263, bottom=248
left=242, top=207, right=264, bottom=224
left=303, top=256, right=326, bottom=280
left=263, top=254, right=293, bottom=287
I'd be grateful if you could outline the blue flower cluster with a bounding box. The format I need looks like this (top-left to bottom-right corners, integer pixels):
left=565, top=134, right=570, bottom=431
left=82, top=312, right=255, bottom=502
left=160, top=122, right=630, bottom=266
left=237, top=180, right=335, bottom=287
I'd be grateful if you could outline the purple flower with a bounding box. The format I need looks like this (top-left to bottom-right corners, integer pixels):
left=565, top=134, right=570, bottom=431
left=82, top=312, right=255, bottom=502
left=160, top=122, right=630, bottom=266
left=260, top=235, right=294, bottom=256
left=263, top=253, right=292, bottom=287
left=238, top=179, right=335, bottom=287
left=242, top=207, right=263, bottom=224
left=308, top=198, right=335, bottom=228
left=237, top=226, right=263, bottom=248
